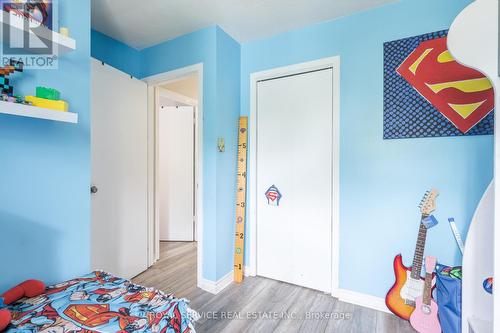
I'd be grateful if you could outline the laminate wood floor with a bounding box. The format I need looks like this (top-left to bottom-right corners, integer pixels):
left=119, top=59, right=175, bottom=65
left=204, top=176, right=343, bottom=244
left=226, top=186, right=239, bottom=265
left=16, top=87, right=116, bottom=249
left=133, top=242, right=415, bottom=333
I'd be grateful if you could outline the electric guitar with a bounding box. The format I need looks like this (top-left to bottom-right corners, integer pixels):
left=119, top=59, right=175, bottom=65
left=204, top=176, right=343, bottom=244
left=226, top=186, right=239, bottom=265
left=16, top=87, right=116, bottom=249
left=410, top=256, right=441, bottom=333
left=385, top=189, right=439, bottom=320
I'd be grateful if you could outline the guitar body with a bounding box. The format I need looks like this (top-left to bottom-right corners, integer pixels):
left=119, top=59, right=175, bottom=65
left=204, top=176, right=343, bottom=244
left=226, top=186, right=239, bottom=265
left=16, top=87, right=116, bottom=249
left=386, top=255, right=425, bottom=320
left=410, top=256, right=441, bottom=333
left=410, top=297, right=441, bottom=333
left=386, top=190, right=439, bottom=320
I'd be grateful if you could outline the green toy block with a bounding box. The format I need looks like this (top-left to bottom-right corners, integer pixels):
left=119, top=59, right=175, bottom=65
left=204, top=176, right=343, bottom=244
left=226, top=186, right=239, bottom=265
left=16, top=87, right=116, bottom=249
left=36, top=86, right=61, bottom=101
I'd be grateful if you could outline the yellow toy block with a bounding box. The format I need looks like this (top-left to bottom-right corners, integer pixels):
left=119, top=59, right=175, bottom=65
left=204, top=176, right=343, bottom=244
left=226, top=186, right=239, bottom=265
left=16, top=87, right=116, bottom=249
left=25, top=96, right=69, bottom=112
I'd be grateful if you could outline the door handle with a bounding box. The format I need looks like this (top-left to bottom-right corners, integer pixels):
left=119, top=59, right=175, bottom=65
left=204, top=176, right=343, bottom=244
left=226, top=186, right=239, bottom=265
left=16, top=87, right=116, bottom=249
left=90, top=186, right=98, bottom=194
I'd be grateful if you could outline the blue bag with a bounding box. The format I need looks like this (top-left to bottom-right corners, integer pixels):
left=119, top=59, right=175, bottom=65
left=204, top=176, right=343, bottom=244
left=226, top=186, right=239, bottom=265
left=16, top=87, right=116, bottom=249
left=435, top=264, right=462, bottom=333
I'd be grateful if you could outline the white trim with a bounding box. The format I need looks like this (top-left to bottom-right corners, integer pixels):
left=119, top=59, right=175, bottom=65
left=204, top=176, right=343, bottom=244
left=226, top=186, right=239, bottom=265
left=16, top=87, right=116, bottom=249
left=146, top=86, right=156, bottom=266
left=157, top=72, right=198, bottom=86
left=244, top=266, right=252, bottom=277
left=143, top=64, right=206, bottom=292
left=336, top=289, right=391, bottom=314
left=143, top=64, right=202, bottom=86
left=198, top=270, right=234, bottom=295
left=157, top=87, right=199, bottom=107
left=248, top=56, right=341, bottom=296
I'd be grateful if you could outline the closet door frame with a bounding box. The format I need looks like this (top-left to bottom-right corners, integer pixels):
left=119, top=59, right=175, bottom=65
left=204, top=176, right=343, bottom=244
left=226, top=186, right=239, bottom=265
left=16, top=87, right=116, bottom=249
left=248, top=56, right=341, bottom=297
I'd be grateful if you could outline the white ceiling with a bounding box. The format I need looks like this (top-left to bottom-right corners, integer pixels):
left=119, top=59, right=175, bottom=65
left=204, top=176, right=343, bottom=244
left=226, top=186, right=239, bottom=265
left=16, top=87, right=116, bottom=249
left=92, top=0, right=398, bottom=50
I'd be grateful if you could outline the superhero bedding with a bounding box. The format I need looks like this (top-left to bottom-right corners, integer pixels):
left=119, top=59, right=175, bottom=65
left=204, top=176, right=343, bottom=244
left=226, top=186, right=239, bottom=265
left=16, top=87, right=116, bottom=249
left=3, top=272, right=198, bottom=332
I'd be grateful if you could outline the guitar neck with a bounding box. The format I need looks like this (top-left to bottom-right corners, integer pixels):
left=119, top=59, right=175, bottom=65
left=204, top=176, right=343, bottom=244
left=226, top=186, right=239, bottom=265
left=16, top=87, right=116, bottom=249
left=411, top=217, right=428, bottom=279
left=423, top=272, right=433, bottom=305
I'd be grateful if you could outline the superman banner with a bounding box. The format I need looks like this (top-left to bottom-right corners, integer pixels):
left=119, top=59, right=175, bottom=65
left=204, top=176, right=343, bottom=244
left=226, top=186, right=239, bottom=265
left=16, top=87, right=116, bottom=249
left=383, top=30, right=494, bottom=139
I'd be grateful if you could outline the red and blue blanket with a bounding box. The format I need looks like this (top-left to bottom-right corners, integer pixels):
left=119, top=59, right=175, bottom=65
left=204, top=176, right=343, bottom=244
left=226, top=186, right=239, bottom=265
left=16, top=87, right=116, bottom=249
left=3, top=272, right=198, bottom=332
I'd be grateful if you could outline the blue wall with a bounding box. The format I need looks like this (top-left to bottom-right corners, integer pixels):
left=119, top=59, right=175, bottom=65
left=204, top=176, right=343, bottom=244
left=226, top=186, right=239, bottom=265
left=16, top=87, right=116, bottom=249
left=91, top=0, right=493, bottom=297
left=93, top=27, right=241, bottom=281
left=215, top=27, right=241, bottom=279
left=143, top=27, right=242, bottom=281
left=0, top=0, right=91, bottom=292
left=241, top=0, right=493, bottom=298
left=142, top=27, right=220, bottom=281
left=91, top=30, right=141, bottom=78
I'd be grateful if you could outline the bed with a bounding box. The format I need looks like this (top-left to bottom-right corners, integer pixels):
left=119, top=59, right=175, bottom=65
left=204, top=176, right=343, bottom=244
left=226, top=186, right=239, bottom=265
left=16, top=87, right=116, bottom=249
left=4, top=271, right=198, bottom=333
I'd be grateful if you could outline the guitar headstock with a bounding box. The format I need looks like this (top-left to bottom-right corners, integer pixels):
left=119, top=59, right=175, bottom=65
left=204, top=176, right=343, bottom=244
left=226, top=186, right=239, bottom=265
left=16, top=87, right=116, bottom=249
left=419, top=189, right=439, bottom=216
left=425, top=256, right=437, bottom=274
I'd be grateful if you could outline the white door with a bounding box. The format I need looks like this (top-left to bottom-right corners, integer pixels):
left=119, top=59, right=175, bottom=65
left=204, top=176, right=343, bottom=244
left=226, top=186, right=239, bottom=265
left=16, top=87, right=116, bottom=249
left=159, top=106, right=195, bottom=241
left=91, top=58, right=148, bottom=279
left=256, top=69, right=333, bottom=292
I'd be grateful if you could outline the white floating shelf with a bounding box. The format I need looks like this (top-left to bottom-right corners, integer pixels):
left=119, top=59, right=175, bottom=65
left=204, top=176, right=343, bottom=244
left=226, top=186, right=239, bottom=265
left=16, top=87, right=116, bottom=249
left=0, top=10, right=76, bottom=55
left=0, top=100, right=78, bottom=123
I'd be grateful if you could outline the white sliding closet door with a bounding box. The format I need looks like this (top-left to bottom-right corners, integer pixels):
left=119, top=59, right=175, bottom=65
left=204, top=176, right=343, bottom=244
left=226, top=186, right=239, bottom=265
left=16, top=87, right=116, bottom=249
left=159, top=106, right=195, bottom=241
left=257, top=68, right=333, bottom=292
left=91, top=58, right=148, bottom=279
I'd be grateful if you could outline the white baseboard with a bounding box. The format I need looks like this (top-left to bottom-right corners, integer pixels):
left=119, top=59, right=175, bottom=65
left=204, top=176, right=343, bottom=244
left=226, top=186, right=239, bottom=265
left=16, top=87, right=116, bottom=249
left=244, top=265, right=255, bottom=277
left=336, top=289, right=391, bottom=314
left=198, top=270, right=234, bottom=295
left=206, top=268, right=390, bottom=315
left=241, top=268, right=389, bottom=315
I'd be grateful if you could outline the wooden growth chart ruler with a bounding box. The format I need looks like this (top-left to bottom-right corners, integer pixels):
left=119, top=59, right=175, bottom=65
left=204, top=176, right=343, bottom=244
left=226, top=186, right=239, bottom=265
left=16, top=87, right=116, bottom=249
left=234, top=116, right=248, bottom=283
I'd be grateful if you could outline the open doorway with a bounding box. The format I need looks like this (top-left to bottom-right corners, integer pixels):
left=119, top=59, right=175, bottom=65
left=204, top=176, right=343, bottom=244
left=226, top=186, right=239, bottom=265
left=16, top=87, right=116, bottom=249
left=157, top=87, right=197, bottom=243
left=141, top=64, right=205, bottom=294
